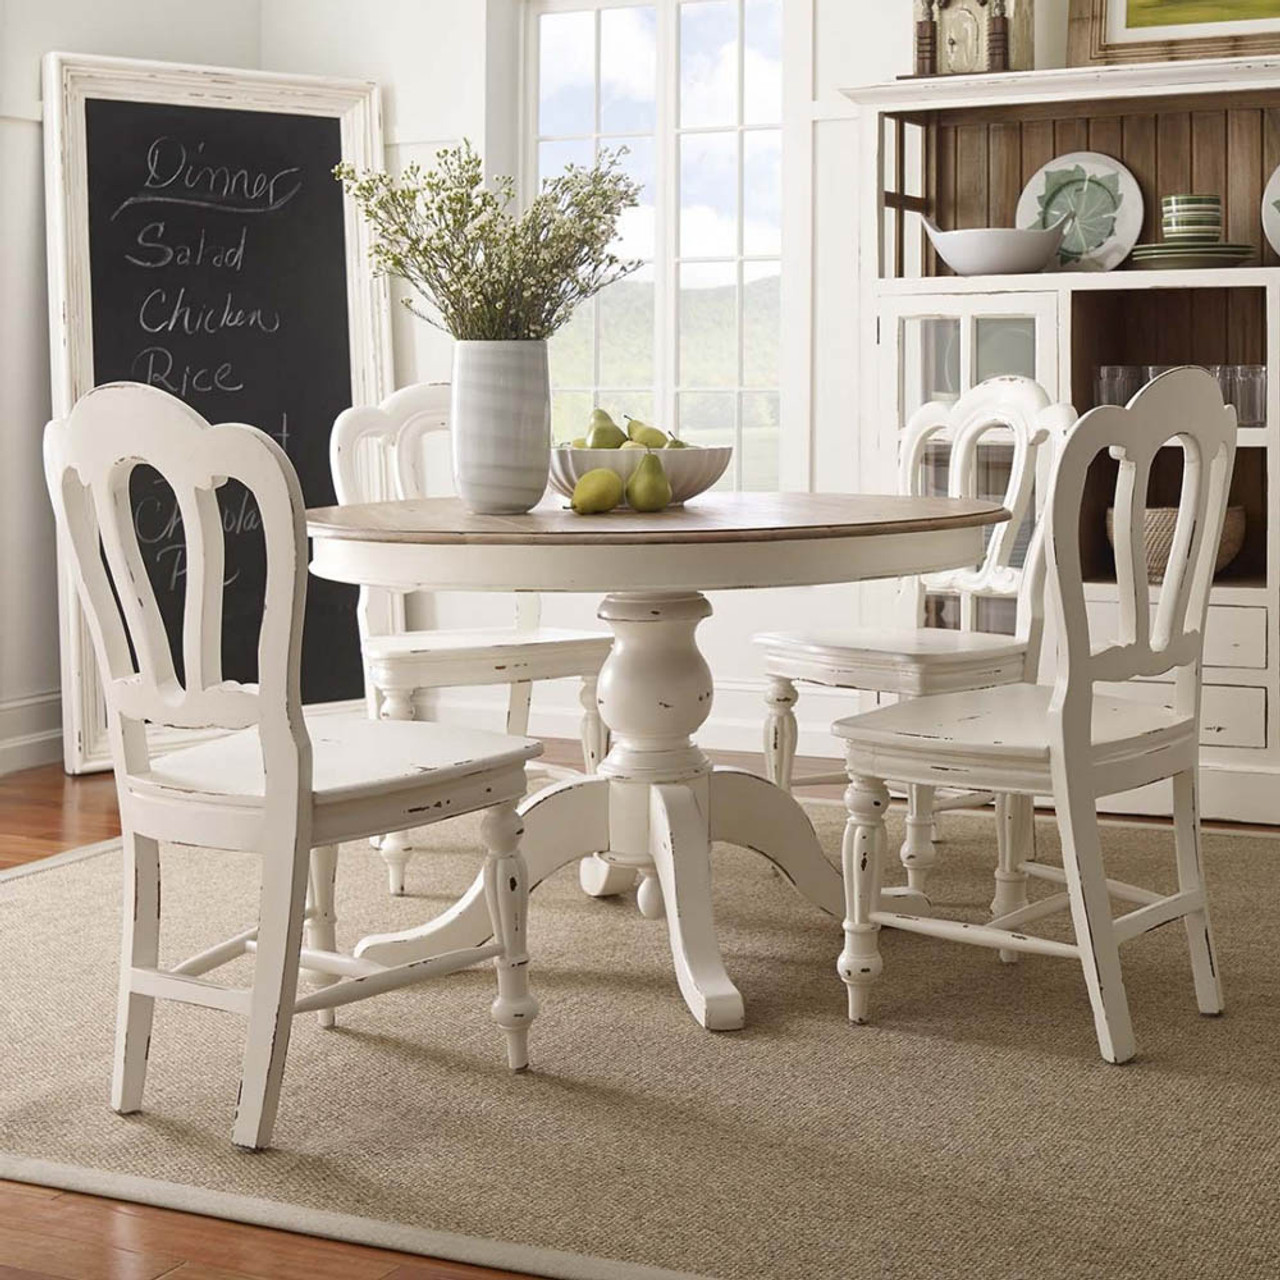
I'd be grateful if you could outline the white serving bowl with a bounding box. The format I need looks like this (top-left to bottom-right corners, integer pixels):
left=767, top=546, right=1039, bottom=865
left=549, top=445, right=732, bottom=507
left=922, top=216, right=1066, bottom=276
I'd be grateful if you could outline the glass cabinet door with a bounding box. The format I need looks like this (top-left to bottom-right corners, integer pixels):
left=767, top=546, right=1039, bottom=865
left=880, top=293, right=1061, bottom=635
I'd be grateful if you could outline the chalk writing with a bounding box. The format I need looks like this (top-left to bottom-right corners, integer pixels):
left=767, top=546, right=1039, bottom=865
left=111, top=137, right=303, bottom=220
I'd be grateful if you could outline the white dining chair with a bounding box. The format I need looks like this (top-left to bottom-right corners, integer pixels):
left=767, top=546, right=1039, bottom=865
left=44, top=382, right=540, bottom=1150
left=756, top=376, right=1075, bottom=900
left=331, top=383, right=613, bottom=895
left=832, top=367, right=1234, bottom=1062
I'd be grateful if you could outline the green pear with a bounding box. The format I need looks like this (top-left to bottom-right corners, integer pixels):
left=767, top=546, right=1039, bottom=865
left=570, top=436, right=588, bottom=448
left=586, top=415, right=627, bottom=449
left=665, top=436, right=691, bottom=449
left=625, top=451, right=672, bottom=513
left=571, top=467, right=624, bottom=514
left=619, top=440, right=646, bottom=450
left=624, top=416, right=669, bottom=449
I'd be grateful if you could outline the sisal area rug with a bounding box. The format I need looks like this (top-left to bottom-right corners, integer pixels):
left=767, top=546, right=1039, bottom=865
left=3, top=800, right=1280, bottom=1279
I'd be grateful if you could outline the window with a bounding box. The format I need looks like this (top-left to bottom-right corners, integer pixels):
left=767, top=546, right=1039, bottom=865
left=528, top=0, right=783, bottom=490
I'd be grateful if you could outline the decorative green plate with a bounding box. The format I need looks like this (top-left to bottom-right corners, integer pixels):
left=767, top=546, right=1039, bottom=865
left=1262, top=164, right=1280, bottom=258
left=1016, top=151, right=1144, bottom=272
left=1127, top=243, right=1255, bottom=271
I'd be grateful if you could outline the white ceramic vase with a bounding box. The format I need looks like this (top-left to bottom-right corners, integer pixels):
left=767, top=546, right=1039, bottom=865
left=451, top=339, right=551, bottom=514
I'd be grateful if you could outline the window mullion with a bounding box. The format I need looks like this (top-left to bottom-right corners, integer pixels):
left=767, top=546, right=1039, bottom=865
left=657, top=0, right=679, bottom=438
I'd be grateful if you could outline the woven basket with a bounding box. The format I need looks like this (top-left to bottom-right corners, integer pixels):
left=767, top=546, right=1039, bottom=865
left=1105, top=506, right=1246, bottom=583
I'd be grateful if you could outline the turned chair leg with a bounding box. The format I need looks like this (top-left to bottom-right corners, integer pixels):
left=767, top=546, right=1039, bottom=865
left=1172, top=769, right=1224, bottom=1016
left=839, top=776, right=890, bottom=1024
left=900, top=783, right=937, bottom=896
left=111, top=829, right=161, bottom=1115
left=378, top=686, right=417, bottom=895
left=305, top=844, right=340, bottom=1029
left=579, top=675, right=609, bottom=772
left=481, top=802, right=538, bottom=1071
left=232, top=840, right=311, bottom=1150
left=992, top=794, right=1033, bottom=965
left=1054, top=776, right=1135, bottom=1064
left=762, top=676, right=798, bottom=791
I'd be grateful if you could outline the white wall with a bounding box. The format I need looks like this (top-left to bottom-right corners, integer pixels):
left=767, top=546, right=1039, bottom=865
left=0, top=0, right=263, bottom=773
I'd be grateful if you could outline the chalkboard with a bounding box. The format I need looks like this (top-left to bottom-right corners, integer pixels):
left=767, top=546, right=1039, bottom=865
left=81, top=96, right=362, bottom=703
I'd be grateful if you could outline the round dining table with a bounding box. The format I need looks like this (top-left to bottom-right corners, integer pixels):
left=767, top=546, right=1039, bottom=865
left=306, top=491, right=1008, bottom=1031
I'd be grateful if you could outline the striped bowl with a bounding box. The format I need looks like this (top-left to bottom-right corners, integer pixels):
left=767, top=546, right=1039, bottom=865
left=549, top=445, right=732, bottom=507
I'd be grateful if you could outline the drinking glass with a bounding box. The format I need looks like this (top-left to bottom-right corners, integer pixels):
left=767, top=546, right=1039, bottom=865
left=1207, top=365, right=1236, bottom=408
left=1232, top=365, right=1267, bottom=429
left=1094, top=364, right=1141, bottom=406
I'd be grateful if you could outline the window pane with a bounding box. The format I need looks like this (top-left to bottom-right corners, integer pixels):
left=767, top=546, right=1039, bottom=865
left=742, top=391, right=780, bottom=490
left=612, top=137, right=655, bottom=259
left=680, top=263, right=737, bottom=387
left=550, top=296, right=594, bottom=389
left=742, top=263, right=779, bottom=387
left=680, top=132, right=737, bottom=257
left=600, top=391, right=655, bottom=428
left=678, top=391, right=736, bottom=485
left=552, top=390, right=594, bottom=444
left=743, top=130, right=781, bottom=255
left=680, top=0, right=738, bottom=128
left=539, top=12, right=595, bottom=136
left=743, top=0, right=782, bottom=124
left=540, top=138, right=595, bottom=185
left=900, top=317, right=961, bottom=422
left=975, top=317, right=1037, bottom=382
left=601, top=6, right=657, bottom=133
left=599, top=266, right=654, bottom=388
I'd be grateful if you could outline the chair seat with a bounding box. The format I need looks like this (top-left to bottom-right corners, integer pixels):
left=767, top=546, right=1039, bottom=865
left=131, top=712, right=540, bottom=809
left=363, top=627, right=612, bottom=688
left=833, top=683, right=1196, bottom=797
left=757, top=627, right=1028, bottom=697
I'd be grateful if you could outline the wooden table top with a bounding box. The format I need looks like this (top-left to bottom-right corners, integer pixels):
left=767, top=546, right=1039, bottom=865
left=306, top=492, right=1009, bottom=546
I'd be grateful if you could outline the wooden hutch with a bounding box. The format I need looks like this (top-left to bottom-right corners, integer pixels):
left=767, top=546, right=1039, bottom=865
left=845, top=58, right=1280, bottom=822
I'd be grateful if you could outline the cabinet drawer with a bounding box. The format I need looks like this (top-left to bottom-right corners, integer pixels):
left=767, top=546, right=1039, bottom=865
left=1099, top=682, right=1267, bottom=749
left=1088, top=602, right=1268, bottom=669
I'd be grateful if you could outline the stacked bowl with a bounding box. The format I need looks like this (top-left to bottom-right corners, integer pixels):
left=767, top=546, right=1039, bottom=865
left=1129, top=194, right=1253, bottom=269
left=1161, top=194, right=1223, bottom=242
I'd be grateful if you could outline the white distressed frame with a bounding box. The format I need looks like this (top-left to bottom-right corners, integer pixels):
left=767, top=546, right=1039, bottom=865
left=43, top=52, right=394, bottom=773
left=522, top=0, right=784, bottom=489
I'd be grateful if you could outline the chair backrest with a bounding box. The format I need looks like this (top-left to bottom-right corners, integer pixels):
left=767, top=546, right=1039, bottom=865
left=330, top=382, right=540, bottom=640
left=1042, top=366, right=1236, bottom=733
left=330, top=382, right=450, bottom=505
left=43, top=382, right=310, bottom=797
left=900, top=375, right=1075, bottom=660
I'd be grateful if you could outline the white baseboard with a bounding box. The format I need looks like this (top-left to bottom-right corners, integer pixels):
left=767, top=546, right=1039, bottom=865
left=0, top=692, right=63, bottom=776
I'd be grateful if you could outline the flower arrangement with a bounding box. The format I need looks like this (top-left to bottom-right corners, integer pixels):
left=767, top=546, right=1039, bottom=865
left=335, top=141, right=642, bottom=341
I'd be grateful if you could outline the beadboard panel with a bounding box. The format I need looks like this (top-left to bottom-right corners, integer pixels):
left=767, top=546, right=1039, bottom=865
left=916, top=93, right=1280, bottom=273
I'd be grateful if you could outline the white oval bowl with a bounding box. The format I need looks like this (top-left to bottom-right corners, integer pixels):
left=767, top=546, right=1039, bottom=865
left=923, top=221, right=1065, bottom=276
left=549, top=445, right=732, bottom=507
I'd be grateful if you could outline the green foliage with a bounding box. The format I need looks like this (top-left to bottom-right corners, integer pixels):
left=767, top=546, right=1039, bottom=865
left=1127, top=0, right=1280, bottom=26
left=335, top=141, right=643, bottom=340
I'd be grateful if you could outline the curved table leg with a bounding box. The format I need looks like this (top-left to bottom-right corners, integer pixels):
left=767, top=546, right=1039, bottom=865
left=708, top=767, right=930, bottom=916
left=708, top=768, right=843, bottom=916
left=355, top=776, right=611, bottom=965
left=579, top=853, right=639, bottom=898
left=649, top=783, right=745, bottom=1031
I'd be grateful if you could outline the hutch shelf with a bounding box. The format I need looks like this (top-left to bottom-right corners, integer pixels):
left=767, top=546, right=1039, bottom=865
left=845, top=58, right=1280, bottom=822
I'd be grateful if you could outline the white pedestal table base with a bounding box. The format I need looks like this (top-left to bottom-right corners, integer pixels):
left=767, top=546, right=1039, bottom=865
left=353, top=591, right=863, bottom=1029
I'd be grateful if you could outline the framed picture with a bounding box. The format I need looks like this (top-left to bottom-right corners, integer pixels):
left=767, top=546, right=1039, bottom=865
left=1068, top=0, right=1280, bottom=65
left=43, top=53, right=393, bottom=771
